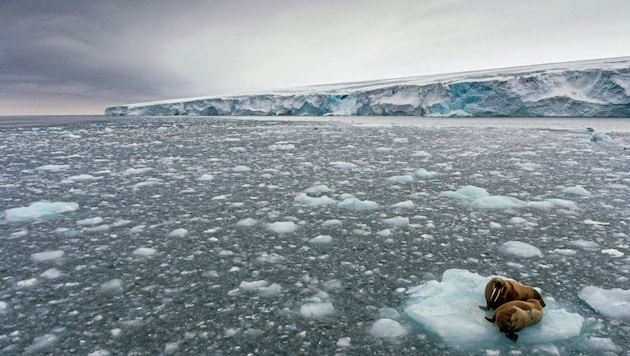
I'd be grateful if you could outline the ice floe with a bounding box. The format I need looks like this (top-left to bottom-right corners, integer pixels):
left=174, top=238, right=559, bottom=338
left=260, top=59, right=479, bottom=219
left=3, top=201, right=79, bottom=221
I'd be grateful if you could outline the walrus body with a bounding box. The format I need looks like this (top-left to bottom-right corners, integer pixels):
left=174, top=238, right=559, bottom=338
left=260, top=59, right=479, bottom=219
left=480, top=277, right=546, bottom=310
left=485, top=299, right=544, bottom=342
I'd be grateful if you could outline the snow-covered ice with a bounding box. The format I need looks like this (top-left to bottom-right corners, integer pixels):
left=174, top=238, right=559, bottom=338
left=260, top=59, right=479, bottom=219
left=1, top=116, right=628, bottom=354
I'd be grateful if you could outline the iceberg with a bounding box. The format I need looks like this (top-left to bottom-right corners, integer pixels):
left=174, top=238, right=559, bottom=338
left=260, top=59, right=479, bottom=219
left=106, top=57, right=630, bottom=117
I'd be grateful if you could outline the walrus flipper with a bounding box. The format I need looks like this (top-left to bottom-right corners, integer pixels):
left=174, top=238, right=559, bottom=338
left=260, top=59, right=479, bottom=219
left=484, top=316, right=495, bottom=322
left=479, top=304, right=490, bottom=311
left=506, top=333, right=518, bottom=343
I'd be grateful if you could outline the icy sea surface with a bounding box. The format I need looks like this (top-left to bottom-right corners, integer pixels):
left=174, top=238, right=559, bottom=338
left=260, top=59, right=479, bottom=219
left=0, top=116, right=629, bottom=355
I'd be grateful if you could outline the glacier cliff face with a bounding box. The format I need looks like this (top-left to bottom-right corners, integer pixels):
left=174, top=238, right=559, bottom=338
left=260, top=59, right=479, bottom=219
left=105, top=57, right=630, bottom=117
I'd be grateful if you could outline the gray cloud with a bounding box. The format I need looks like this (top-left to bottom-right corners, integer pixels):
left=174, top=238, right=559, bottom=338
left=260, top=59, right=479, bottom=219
left=1, top=0, right=628, bottom=114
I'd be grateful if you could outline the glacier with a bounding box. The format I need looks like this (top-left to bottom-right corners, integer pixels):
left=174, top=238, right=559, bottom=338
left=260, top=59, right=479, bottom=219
left=106, top=57, right=630, bottom=117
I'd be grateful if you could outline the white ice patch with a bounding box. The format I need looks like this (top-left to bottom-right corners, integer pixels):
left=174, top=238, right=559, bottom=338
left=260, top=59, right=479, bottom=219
left=36, top=164, right=70, bottom=171
left=382, top=216, right=410, bottom=227
left=570, top=239, right=600, bottom=250
left=309, top=235, right=333, bottom=245
left=498, top=241, right=543, bottom=258
left=167, top=228, right=189, bottom=238
left=405, top=269, right=583, bottom=347
left=266, top=221, right=298, bottom=234
left=472, top=196, right=528, bottom=209
left=197, top=174, right=214, bottom=181
left=133, top=247, right=157, bottom=256
left=41, top=268, right=62, bottom=279
left=256, top=252, right=286, bottom=264
left=563, top=185, right=591, bottom=196
left=25, top=334, right=58, bottom=353
left=440, top=186, right=489, bottom=200
left=269, top=143, right=295, bottom=151
left=100, top=279, right=124, bottom=293
left=338, top=197, right=379, bottom=211
left=232, top=165, right=251, bottom=172
left=414, top=168, right=438, bottom=178
left=3, top=201, right=79, bottom=222
left=391, top=200, right=415, bottom=209
left=578, top=286, right=630, bottom=319
left=412, top=151, right=432, bottom=157
left=294, top=193, right=336, bottom=206
left=235, top=218, right=257, bottom=228
left=77, top=217, right=104, bottom=226
left=387, top=175, right=414, bottom=184
left=300, top=302, right=335, bottom=319
left=304, top=184, right=334, bottom=194
left=330, top=161, right=357, bottom=169
left=369, top=318, right=407, bottom=338
left=31, top=250, right=64, bottom=262
left=121, top=167, right=153, bottom=175
left=601, top=249, right=624, bottom=257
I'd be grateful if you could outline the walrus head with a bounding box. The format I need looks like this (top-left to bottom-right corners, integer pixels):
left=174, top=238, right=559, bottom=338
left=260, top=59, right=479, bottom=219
left=489, top=278, right=506, bottom=303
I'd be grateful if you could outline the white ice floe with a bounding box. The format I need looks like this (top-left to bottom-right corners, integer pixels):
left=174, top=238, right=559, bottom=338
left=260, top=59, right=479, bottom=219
left=3, top=201, right=79, bottom=222
left=100, top=279, right=124, bottom=293
left=197, top=174, right=214, bottom=181
left=382, top=216, right=410, bottom=227
left=266, top=221, right=299, bottom=234
left=369, top=318, right=407, bottom=338
left=601, top=249, right=624, bottom=257
left=338, top=197, right=379, bottom=211
left=300, top=302, right=335, bottom=319
left=25, top=334, right=58, bottom=353
left=235, top=218, right=258, bottom=227
left=405, top=269, right=584, bottom=347
left=41, top=268, right=62, bottom=279
left=330, top=161, right=357, bottom=169
left=387, top=175, right=414, bottom=184
left=391, top=200, right=415, bottom=209
left=30, top=250, right=65, bottom=262
left=308, top=235, right=333, bottom=245
left=563, top=185, right=591, bottom=196
left=232, top=165, right=251, bottom=172
left=414, top=168, right=438, bottom=178
left=77, top=217, right=104, bottom=226
left=578, top=286, right=630, bottom=319
left=121, top=167, right=153, bottom=175
left=471, top=196, right=527, bottom=209
left=570, top=239, right=600, bottom=250
left=498, top=241, right=543, bottom=258
left=256, top=252, right=286, bottom=264
left=133, top=247, right=157, bottom=256
left=36, top=164, right=70, bottom=171
left=412, top=151, right=432, bottom=157
left=440, top=185, right=489, bottom=200
left=294, top=193, right=336, bottom=206
left=167, top=228, right=189, bottom=237
left=304, top=184, right=335, bottom=194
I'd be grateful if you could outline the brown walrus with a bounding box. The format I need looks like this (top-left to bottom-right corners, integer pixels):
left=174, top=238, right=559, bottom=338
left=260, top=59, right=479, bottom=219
left=479, top=277, right=546, bottom=310
left=485, top=298, right=544, bottom=343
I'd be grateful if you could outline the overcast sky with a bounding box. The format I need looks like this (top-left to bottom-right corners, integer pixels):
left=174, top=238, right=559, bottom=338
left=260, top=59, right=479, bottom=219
left=1, top=0, right=629, bottom=115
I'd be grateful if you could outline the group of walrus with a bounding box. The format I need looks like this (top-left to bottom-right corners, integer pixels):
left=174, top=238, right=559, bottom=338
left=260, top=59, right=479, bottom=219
left=480, top=277, right=546, bottom=343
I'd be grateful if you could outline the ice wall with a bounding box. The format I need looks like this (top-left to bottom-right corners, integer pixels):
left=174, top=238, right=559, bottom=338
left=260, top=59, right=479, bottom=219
left=105, top=57, right=630, bottom=117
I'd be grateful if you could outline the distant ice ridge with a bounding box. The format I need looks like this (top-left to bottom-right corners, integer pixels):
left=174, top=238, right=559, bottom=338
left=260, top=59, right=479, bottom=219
left=106, top=57, right=630, bottom=117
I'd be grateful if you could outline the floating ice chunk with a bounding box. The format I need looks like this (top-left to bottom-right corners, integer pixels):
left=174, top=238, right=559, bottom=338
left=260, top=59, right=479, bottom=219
left=31, top=250, right=64, bottom=262
left=163, top=342, right=179, bottom=355
left=578, top=286, right=630, bottom=319
left=232, top=165, right=251, bottom=172
left=77, top=217, right=104, bottom=226
left=121, top=167, right=153, bottom=175
left=590, top=132, right=612, bottom=142
left=260, top=283, right=282, bottom=297
left=541, top=198, right=579, bottom=210
left=330, top=161, right=357, bottom=169
left=563, top=185, right=591, bottom=196
left=440, top=186, right=489, bottom=200
left=471, top=196, right=527, bottom=209
left=338, top=197, right=379, bottom=211
left=197, top=174, right=214, bottom=181
left=4, top=201, right=79, bottom=222
left=405, top=269, right=583, bottom=348
left=387, top=175, right=414, bottom=184
left=584, top=337, right=621, bottom=352
left=414, top=168, right=438, bottom=178
left=601, top=249, right=624, bottom=257
left=309, top=235, right=333, bottom=245
left=584, top=219, right=610, bottom=226
left=300, top=302, right=335, bottom=319
left=236, top=218, right=257, bottom=227
left=498, top=241, right=543, bottom=258
left=266, top=221, right=298, bottom=233
left=239, top=280, right=269, bottom=291
left=0, top=301, right=7, bottom=312
left=17, top=278, right=37, bottom=288
left=412, top=151, right=432, bottom=157
left=336, top=337, right=351, bottom=347
left=65, top=174, right=100, bottom=181
left=383, top=216, right=409, bottom=227
left=304, top=184, right=334, bottom=193
left=41, top=268, right=62, bottom=279
left=167, top=228, right=189, bottom=238
left=391, top=200, right=414, bottom=209
left=256, top=253, right=286, bottom=264
left=269, top=143, right=295, bottom=150
left=36, top=164, right=70, bottom=171
left=515, top=162, right=541, bottom=171
left=571, top=239, right=600, bottom=250
left=100, top=279, right=124, bottom=293
left=369, top=318, right=407, bottom=338
left=25, top=334, right=58, bottom=353
left=133, top=247, right=157, bottom=256
left=322, top=219, right=342, bottom=227
left=294, top=193, right=336, bottom=206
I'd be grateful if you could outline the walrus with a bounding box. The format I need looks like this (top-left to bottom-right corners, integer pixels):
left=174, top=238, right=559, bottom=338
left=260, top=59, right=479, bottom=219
left=479, top=277, right=545, bottom=310
left=485, top=298, right=544, bottom=343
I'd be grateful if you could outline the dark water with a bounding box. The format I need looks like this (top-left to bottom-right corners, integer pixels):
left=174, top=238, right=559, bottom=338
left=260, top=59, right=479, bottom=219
left=0, top=116, right=629, bottom=355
